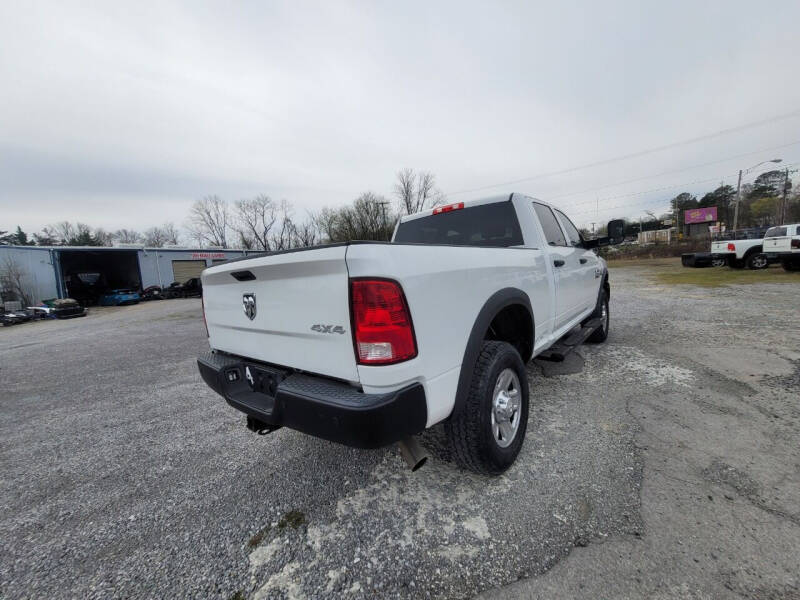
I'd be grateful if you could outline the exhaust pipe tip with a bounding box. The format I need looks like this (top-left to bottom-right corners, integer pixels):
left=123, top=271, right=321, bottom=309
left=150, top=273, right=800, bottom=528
left=398, top=436, right=429, bottom=472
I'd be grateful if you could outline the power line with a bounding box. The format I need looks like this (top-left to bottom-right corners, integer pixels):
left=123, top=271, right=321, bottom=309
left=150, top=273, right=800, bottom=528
left=447, top=109, right=800, bottom=197
left=549, top=139, right=800, bottom=203
left=566, top=161, right=800, bottom=219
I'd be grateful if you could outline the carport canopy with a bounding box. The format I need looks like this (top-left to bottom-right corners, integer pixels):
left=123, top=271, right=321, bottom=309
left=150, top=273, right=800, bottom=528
left=57, top=249, right=141, bottom=303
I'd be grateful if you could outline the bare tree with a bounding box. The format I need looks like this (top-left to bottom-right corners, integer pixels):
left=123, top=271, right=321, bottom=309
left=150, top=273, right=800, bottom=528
left=291, top=215, right=320, bottom=248
left=113, top=229, right=142, bottom=244
left=160, top=222, right=180, bottom=245
left=394, top=168, right=442, bottom=215
left=142, top=227, right=167, bottom=247
left=93, top=228, right=113, bottom=247
left=1, top=256, right=35, bottom=305
left=314, top=207, right=340, bottom=243
left=51, top=221, right=76, bottom=244
left=232, top=195, right=277, bottom=251
left=142, top=223, right=181, bottom=247
left=267, top=200, right=296, bottom=251
left=320, top=192, right=395, bottom=242
left=186, top=195, right=229, bottom=248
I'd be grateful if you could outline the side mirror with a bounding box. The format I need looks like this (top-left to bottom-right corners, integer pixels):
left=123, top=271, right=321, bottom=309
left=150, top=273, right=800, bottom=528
left=607, top=219, right=625, bottom=244
left=583, top=218, right=626, bottom=248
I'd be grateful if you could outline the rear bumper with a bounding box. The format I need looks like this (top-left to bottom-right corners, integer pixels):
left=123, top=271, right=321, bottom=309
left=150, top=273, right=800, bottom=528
left=197, top=351, right=427, bottom=449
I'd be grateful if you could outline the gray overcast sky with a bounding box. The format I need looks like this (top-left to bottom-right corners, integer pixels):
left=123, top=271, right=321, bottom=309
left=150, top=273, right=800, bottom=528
left=2, top=0, right=800, bottom=235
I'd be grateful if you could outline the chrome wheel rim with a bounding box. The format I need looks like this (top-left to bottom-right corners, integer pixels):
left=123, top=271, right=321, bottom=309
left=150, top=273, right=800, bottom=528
left=712, top=258, right=725, bottom=267
left=491, top=368, right=522, bottom=448
left=752, top=255, right=767, bottom=268
left=602, top=300, right=609, bottom=333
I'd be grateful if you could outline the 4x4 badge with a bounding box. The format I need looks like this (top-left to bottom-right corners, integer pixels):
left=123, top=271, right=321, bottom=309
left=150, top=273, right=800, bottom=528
left=311, top=324, right=346, bottom=334
left=242, top=294, right=256, bottom=320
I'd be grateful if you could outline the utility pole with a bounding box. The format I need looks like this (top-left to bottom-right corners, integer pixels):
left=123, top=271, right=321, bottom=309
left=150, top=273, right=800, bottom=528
left=732, top=169, right=743, bottom=232
left=780, top=167, right=790, bottom=225
left=733, top=158, right=782, bottom=232
left=377, top=200, right=390, bottom=240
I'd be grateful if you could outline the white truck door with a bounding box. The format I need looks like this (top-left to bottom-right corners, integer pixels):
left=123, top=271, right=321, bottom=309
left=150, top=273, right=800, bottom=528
left=532, top=202, right=583, bottom=330
left=554, top=208, right=600, bottom=312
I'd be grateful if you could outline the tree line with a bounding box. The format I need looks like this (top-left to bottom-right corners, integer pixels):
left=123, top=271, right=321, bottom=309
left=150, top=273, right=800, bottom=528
left=669, top=169, right=797, bottom=229
left=0, top=169, right=442, bottom=249
left=3, top=168, right=797, bottom=249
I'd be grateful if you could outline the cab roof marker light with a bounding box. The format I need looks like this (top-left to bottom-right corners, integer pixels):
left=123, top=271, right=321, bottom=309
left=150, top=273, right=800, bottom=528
left=432, top=202, right=464, bottom=215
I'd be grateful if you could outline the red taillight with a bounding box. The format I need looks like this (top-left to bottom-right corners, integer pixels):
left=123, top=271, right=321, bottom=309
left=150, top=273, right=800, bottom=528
left=432, top=202, right=464, bottom=215
left=727, top=243, right=736, bottom=251
left=350, top=279, right=417, bottom=365
left=201, top=294, right=209, bottom=337
left=792, top=239, right=800, bottom=249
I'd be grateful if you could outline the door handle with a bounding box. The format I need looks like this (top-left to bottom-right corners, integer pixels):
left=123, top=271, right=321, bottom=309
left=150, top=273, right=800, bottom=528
left=579, top=258, right=588, bottom=264
left=553, top=259, right=565, bottom=267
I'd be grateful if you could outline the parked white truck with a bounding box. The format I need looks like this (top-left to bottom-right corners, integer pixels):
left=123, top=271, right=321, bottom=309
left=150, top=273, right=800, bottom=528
left=197, top=194, right=624, bottom=474
left=762, top=223, right=800, bottom=271
left=708, top=224, right=800, bottom=269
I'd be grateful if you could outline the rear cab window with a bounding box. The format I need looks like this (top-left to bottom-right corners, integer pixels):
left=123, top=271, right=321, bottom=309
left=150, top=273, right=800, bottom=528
left=532, top=203, right=567, bottom=246
left=393, top=200, right=524, bottom=247
left=765, top=226, right=787, bottom=237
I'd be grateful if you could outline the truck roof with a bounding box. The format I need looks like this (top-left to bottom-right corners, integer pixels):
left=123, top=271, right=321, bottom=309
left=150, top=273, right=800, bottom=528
left=398, top=193, right=550, bottom=223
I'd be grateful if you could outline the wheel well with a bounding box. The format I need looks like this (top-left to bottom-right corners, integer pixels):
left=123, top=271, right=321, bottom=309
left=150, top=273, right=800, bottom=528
left=743, top=246, right=763, bottom=258
left=485, top=304, right=533, bottom=363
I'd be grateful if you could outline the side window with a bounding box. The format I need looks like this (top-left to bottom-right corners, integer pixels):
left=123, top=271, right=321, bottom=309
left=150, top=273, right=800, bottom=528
left=554, top=209, right=582, bottom=247
left=533, top=203, right=567, bottom=246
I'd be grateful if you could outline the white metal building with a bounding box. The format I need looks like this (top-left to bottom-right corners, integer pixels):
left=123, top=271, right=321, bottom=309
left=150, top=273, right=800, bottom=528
left=0, top=245, right=249, bottom=303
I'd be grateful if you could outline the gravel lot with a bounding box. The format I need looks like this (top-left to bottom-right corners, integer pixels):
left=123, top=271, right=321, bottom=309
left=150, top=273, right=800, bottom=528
left=2, top=264, right=799, bottom=599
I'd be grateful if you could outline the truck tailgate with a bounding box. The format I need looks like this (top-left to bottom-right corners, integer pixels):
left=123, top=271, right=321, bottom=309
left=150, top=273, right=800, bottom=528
left=763, top=236, right=791, bottom=252
left=201, top=246, right=359, bottom=383
left=710, top=241, right=731, bottom=253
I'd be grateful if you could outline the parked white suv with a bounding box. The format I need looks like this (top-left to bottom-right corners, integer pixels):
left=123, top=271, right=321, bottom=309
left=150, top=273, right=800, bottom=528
left=197, top=194, right=623, bottom=474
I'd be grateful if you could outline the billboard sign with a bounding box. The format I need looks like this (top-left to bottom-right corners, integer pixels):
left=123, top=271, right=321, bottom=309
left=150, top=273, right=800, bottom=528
left=684, top=206, right=717, bottom=224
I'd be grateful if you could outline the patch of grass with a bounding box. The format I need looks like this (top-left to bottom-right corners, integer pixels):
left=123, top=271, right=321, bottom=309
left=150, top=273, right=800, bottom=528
left=610, top=258, right=799, bottom=287
left=277, top=509, right=307, bottom=530
left=607, top=257, right=680, bottom=268
left=246, top=525, right=271, bottom=549
left=653, top=265, right=797, bottom=288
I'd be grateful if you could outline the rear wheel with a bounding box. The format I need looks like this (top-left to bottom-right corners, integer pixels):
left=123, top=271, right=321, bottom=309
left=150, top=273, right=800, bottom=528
left=745, top=252, right=768, bottom=270
left=711, top=257, right=726, bottom=268
left=782, top=257, right=800, bottom=272
left=446, top=341, right=529, bottom=475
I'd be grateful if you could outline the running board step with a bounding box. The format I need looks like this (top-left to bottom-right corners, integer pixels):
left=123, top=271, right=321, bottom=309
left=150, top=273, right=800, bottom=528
left=537, top=317, right=603, bottom=362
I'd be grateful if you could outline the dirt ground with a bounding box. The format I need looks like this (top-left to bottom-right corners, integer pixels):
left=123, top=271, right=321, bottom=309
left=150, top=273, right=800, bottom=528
left=1, top=262, right=799, bottom=599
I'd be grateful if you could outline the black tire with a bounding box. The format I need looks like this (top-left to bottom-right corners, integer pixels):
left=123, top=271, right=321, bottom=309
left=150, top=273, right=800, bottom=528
left=728, top=256, right=745, bottom=269
left=586, top=288, right=609, bottom=343
left=745, top=252, right=768, bottom=270
left=782, top=258, right=800, bottom=272
left=445, top=341, right=529, bottom=475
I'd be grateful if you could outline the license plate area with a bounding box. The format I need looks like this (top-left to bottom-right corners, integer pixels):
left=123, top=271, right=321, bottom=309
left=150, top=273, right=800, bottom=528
left=222, top=363, right=289, bottom=418
left=243, top=364, right=287, bottom=397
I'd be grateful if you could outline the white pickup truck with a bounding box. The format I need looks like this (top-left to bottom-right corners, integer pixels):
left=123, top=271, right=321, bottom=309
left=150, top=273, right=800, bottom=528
left=710, top=233, right=770, bottom=269
left=708, top=224, right=800, bottom=269
left=197, top=194, right=624, bottom=474
left=762, top=223, right=800, bottom=271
